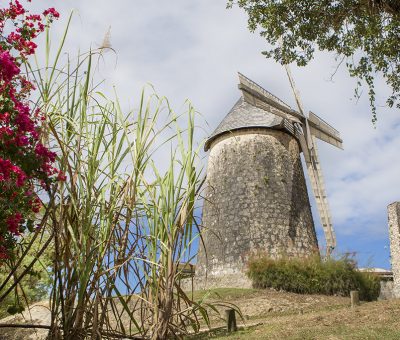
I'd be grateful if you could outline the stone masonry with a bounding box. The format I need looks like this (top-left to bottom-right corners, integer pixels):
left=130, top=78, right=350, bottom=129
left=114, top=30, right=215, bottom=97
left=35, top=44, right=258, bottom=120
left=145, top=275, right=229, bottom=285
left=195, top=128, right=319, bottom=289
left=388, top=202, right=400, bottom=298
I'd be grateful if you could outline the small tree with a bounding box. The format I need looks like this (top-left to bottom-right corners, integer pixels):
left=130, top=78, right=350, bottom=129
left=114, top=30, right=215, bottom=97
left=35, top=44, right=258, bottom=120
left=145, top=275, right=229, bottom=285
left=0, top=0, right=61, bottom=260
left=0, top=230, right=53, bottom=317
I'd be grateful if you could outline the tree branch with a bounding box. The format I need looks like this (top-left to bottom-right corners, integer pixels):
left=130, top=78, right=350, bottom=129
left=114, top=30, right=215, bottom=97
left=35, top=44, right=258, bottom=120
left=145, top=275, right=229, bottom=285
left=370, top=0, right=400, bottom=16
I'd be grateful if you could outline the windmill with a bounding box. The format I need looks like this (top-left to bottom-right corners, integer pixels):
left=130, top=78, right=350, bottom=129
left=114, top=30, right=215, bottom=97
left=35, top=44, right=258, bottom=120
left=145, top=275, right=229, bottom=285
left=237, top=72, right=343, bottom=256
left=195, top=73, right=343, bottom=289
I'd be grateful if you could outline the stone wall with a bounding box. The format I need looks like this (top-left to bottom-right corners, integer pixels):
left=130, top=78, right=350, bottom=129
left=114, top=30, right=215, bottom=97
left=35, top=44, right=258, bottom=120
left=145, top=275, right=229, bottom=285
left=379, top=278, right=394, bottom=300
left=195, top=128, right=318, bottom=289
left=388, top=202, right=400, bottom=298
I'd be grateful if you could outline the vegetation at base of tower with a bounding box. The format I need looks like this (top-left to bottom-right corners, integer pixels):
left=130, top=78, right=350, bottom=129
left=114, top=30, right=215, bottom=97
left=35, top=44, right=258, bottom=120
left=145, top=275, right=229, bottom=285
left=247, top=255, right=380, bottom=301
left=227, top=0, right=400, bottom=122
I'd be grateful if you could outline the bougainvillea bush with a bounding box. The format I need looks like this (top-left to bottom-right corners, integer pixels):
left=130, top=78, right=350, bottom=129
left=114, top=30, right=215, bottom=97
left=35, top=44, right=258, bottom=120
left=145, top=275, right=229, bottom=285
left=0, top=0, right=60, bottom=260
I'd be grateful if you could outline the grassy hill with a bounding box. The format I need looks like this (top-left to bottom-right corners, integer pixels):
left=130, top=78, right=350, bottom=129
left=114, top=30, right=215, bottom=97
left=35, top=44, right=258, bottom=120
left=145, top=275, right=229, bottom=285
left=188, top=288, right=400, bottom=339
left=1, top=288, right=399, bottom=339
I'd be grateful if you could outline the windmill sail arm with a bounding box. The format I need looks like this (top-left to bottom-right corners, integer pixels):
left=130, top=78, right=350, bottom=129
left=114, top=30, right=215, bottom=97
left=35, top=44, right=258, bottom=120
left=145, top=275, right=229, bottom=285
left=238, top=72, right=304, bottom=122
left=308, top=111, right=343, bottom=149
left=305, top=138, right=337, bottom=254
left=307, top=163, right=337, bottom=253
left=238, top=72, right=292, bottom=109
left=278, top=60, right=340, bottom=256
left=309, top=126, right=343, bottom=149
left=294, top=124, right=311, bottom=163
left=237, top=73, right=343, bottom=152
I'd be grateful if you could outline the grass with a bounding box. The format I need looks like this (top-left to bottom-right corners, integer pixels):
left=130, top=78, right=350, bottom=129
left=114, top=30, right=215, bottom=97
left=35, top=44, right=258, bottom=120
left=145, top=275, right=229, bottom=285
left=189, top=298, right=400, bottom=339
left=3, top=287, right=399, bottom=339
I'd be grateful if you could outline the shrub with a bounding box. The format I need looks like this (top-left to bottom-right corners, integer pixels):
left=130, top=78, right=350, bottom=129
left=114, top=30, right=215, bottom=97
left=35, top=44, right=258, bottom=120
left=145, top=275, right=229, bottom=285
left=247, top=255, right=380, bottom=301
left=0, top=230, right=52, bottom=318
left=0, top=0, right=61, bottom=260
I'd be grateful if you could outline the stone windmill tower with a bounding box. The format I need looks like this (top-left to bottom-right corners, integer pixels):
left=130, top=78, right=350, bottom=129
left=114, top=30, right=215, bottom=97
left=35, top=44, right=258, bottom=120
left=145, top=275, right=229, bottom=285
left=196, top=73, right=343, bottom=288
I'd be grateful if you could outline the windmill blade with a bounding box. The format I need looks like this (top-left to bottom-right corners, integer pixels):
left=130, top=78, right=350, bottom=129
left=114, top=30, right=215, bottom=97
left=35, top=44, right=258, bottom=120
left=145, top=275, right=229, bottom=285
left=296, top=129, right=336, bottom=254
left=308, top=111, right=343, bottom=149
left=238, top=72, right=304, bottom=123
left=294, top=123, right=311, bottom=163
left=238, top=72, right=292, bottom=110
left=282, top=61, right=337, bottom=256
left=305, top=137, right=337, bottom=255
left=282, top=63, right=315, bottom=150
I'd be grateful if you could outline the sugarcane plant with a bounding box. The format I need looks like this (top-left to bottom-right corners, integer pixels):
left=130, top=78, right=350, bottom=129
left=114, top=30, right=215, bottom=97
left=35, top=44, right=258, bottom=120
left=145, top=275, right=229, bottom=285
left=16, top=14, right=238, bottom=339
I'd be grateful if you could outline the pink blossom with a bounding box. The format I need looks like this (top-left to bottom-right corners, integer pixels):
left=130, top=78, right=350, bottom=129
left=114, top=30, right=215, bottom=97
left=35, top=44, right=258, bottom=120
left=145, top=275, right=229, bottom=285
left=43, top=8, right=59, bottom=18
left=0, top=50, right=20, bottom=81
left=0, top=0, right=60, bottom=259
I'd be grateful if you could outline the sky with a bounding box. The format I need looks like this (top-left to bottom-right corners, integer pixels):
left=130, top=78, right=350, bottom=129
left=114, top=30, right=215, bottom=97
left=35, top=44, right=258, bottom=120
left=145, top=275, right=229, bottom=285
left=27, top=0, right=400, bottom=269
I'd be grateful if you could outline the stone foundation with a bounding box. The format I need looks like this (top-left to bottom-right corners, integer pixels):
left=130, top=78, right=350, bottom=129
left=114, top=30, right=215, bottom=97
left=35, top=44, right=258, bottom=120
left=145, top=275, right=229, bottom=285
left=193, top=273, right=252, bottom=290
left=379, top=279, right=394, bottom=300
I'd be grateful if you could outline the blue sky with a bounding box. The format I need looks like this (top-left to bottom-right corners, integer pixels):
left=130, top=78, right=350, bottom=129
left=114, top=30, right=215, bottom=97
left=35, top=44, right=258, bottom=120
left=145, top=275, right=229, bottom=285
left=29, top=0, right=400, bottom=269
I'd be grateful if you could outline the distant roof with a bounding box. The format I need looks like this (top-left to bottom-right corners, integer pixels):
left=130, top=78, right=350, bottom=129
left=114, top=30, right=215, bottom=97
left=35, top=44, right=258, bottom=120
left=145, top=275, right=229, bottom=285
left=358, top=268, right=393, bottom=279
left=358, top=267, right=392, bottom=274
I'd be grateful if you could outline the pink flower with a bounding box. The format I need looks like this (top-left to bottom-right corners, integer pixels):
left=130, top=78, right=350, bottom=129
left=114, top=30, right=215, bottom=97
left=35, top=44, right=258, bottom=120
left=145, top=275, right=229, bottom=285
left=43, top=8, right=59, bottom=18
left=0, top=112, right=10, bottom=123
left=15, top=110, right=35, bottom=133
left=0, top=0, right=60, bottom=260
left=35, top=143, right=56, bottom=162
left=6, top=213, right=23, bottom=235
left=57, top=171, right=67, bottom=181
left=0, top=50, right=20, bottom=81
left=0, top=246, right=8, bottom=260
left=15, top=135, right=30, bottom=146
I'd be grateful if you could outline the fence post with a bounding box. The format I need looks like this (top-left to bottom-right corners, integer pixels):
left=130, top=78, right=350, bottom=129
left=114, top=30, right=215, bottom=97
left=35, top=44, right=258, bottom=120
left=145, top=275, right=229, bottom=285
left=225, top=309, right=237, bottom=332
left=350, top=290, right=359, bottom=308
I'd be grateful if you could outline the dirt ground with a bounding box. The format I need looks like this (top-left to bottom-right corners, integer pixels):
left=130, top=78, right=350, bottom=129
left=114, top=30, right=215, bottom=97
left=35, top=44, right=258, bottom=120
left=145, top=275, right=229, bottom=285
left=204, top=298, right=400, bottom=339
left=0, top=302, right=50, bottom=340
left=198, top=288, right=350, bottom=319
left=190, top=289, right=400, bottom=340
left=0, top=289, right=398, bottom=339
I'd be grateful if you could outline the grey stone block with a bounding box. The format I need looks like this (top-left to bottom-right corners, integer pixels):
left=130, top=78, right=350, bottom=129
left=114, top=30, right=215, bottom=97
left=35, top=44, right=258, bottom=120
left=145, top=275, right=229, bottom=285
left=388, top=202, right=400, bottom=298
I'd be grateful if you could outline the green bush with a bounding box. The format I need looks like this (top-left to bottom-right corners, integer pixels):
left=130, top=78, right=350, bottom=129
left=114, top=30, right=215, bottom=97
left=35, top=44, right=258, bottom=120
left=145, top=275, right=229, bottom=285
left=247, top=255, right=380, bottom=301
left=0, top=231, right=52, bottom=318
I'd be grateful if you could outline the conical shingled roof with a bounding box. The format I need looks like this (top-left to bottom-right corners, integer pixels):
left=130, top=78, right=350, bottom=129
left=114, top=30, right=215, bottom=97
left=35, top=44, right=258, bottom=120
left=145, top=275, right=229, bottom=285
left=204, top=97, right=296, bottom=151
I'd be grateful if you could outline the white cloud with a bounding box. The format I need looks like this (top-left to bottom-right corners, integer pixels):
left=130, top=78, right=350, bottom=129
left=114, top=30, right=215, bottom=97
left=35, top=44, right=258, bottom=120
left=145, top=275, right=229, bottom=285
left=27, top=0, right=400, bottom=268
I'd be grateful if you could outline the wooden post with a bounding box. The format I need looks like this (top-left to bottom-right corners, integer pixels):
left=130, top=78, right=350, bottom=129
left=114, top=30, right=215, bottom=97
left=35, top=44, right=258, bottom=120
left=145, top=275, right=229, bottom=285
left=225, top=309, right=237, bottom=332
left=350, top=290, right=359, bottom=308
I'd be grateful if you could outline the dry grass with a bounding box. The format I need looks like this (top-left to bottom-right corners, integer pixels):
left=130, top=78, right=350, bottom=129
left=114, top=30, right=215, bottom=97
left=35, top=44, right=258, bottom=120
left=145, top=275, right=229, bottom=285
left=2, top=289, right=400, bottom=339
left=188, top=291, right=400, bottom=340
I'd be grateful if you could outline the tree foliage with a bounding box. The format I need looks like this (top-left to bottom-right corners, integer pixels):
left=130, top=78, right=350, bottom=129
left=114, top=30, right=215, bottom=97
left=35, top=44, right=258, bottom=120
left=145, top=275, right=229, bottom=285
left=0, top=230, right=52, bottom=318
left=228, top=0, right=400, bottom=121
left=0, top=0, right=61, bottom=260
